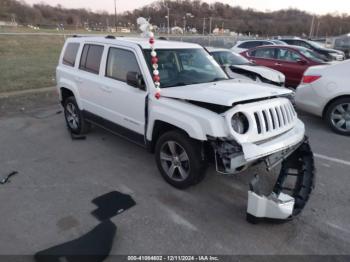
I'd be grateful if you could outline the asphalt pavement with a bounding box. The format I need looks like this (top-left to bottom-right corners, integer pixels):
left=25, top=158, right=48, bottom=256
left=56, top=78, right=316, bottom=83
left=0, top=99, right=349, bottom=256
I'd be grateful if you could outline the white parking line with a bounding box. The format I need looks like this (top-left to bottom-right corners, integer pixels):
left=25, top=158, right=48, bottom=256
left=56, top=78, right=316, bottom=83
left=314, top=153, right=350, bottom=167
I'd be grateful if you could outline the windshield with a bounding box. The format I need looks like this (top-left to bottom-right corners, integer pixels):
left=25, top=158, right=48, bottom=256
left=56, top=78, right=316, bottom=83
left=212, top=51, right=250, bottom=66
left=271, top=40, right=288, bottom=45
left=144, top=48, right=228, bottom=88
left=299, top=48, right=325, bottom=63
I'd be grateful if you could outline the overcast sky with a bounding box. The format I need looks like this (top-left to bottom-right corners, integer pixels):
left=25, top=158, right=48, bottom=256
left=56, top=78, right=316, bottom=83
left=24, top=0, right=350, bottom=15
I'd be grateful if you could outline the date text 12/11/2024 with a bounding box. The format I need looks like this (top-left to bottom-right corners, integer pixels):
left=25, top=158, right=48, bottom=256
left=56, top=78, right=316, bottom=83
left=127, top=256, right=220, bottom=261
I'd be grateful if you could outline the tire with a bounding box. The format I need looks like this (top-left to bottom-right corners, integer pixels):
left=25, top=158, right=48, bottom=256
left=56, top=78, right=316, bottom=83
left=63, top=96, right=90, bottom=135
left=325, top=97, right=350, bottom=136
left=155, top=130, right=207, bottom=189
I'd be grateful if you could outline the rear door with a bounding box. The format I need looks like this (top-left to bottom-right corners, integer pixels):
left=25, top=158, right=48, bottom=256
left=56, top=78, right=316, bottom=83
left=247, top=47, right=277, bottom=69
left=77, top=43, right=105, bottom=115
left=274, top=48, right=308, bottom=87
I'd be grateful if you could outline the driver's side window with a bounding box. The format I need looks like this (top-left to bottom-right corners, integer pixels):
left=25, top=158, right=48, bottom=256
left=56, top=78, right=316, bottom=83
left=106, top=48, right=141, bottom=83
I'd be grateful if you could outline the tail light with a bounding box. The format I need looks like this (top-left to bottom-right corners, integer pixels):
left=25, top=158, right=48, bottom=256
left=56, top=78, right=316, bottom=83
left=302, top=75, right=321, bottom=84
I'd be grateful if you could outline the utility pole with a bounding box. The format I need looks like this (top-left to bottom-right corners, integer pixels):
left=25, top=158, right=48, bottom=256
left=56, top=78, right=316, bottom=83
left=316, top=21, right=321, bottom=38
left=163, top=0, right=170, bottom=35
left=209, top=17, right=212, bottom=35
left=114, top=0, right=117, bottom=31
left=167, top=7, right=170, bottom=35
left=309, top=15, right=315, bottom=39
left=183, top=16, right=186, bottom=34
left=202, top=18, right=206, bottom=35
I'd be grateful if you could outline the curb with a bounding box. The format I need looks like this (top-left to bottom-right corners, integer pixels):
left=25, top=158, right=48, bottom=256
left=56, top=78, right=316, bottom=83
left=0, top=87, right=56, bottom=99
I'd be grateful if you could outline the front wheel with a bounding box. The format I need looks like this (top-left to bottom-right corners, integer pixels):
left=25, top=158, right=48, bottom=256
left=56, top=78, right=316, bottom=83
left=155, top=130, right=207, bottom=189
left=325, top=97, right=350, bottom=136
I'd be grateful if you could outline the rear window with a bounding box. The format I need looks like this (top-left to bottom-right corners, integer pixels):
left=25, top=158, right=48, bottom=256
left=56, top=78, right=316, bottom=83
left=79, top=44, right=104, bottom=74
left=62, top=43, right=80, bottom=67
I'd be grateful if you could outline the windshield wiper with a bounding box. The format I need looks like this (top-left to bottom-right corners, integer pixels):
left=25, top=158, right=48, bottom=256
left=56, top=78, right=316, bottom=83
left=209, top=77, right=228, bottom=82
left=165, top=82, right=188, bottom=88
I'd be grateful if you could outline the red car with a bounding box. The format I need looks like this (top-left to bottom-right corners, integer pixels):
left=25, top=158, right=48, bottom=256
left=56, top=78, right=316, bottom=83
left=240, top=45, right=326, bottom=88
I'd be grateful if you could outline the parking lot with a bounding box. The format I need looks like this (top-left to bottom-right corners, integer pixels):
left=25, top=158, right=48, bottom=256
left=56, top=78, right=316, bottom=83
left=0, top=91, right=349, bottom=256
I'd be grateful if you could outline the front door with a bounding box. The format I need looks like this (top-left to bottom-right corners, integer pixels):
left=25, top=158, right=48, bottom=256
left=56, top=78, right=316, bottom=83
left=248, top=47, right=277, bottom=70
left=100, top=47, right=147, bottom=137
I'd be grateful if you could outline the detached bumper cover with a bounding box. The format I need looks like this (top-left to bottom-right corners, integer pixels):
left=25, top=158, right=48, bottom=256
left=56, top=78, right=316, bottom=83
left=246, top=138, right=315, bottom=223
left=247, top=191, right=294, bottom=220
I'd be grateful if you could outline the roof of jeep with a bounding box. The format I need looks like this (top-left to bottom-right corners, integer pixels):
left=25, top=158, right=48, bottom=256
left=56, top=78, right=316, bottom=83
left=67, top=36, right=202, bottom=49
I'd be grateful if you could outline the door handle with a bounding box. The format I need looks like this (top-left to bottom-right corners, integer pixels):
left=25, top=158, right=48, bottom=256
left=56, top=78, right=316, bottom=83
left=275, top=63, right=282, bottom=66
left=100, top=85, right=112, bottom=93
left=75, top=77, right=83, bottom=83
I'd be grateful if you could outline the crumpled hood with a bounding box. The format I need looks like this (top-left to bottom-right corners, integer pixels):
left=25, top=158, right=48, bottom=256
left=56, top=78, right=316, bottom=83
left=160, top=79, right=292, bottom=106
left=231, top=65, right=285, bottom=83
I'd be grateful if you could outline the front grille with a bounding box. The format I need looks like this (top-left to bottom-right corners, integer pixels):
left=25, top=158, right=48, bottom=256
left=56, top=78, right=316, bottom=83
left=253, top=101, right=296, bottom=135
left=226, top=97, right=299, bottom=143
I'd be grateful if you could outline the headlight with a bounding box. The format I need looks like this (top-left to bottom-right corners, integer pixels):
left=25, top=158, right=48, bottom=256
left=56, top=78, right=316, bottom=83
left=280, top=92, right=295, bottom=106
left=231, top=113, right=249, bottom=134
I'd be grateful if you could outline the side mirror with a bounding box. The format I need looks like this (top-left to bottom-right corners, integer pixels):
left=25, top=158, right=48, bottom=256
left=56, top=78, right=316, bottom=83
left=126, top=72, right=145, bottom=90
left=297, top=59, right=307, bottom=65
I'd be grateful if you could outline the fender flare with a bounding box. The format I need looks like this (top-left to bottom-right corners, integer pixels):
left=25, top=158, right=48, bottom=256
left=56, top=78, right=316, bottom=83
left=58, top=79, right=83, bottom=109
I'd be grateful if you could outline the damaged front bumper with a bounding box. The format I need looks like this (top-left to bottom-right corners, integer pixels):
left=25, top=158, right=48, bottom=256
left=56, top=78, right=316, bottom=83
left=241, top=119, right=305, bottom=163
left=213, top=119, right=305, bottom=174
left=211, top=121, right=315, bottom=222
left=247, top=138, right=315, bottom=223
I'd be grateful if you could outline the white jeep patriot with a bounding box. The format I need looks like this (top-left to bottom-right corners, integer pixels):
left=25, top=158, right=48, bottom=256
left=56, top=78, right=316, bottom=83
left=57, top=36, right=315, bottom=222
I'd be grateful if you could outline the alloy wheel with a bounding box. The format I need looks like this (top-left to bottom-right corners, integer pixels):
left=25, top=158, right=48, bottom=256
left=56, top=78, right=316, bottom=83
left=330, top=103, right=350, bottom=132
left=65, top=102, right=80, bottom=130
left=160, top=141, right=190, bottom=182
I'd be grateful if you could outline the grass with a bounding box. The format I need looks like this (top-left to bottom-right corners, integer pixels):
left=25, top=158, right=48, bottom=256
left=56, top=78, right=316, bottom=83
left=0, top=29, right=140, bottom=93
left=0, top=35, right=66, bottom=92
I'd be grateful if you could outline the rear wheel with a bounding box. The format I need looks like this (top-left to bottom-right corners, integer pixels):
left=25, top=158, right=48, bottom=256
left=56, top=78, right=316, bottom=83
left=63, top=96, right=90, bottom=135
left=155, top=130, right=207, bottom=189
left=325, top=97, right=350, bottom=136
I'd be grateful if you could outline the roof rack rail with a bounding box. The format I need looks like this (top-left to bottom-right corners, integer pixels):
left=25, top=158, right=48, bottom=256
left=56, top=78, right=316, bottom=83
left=105, top=35, right=116, bottom=39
